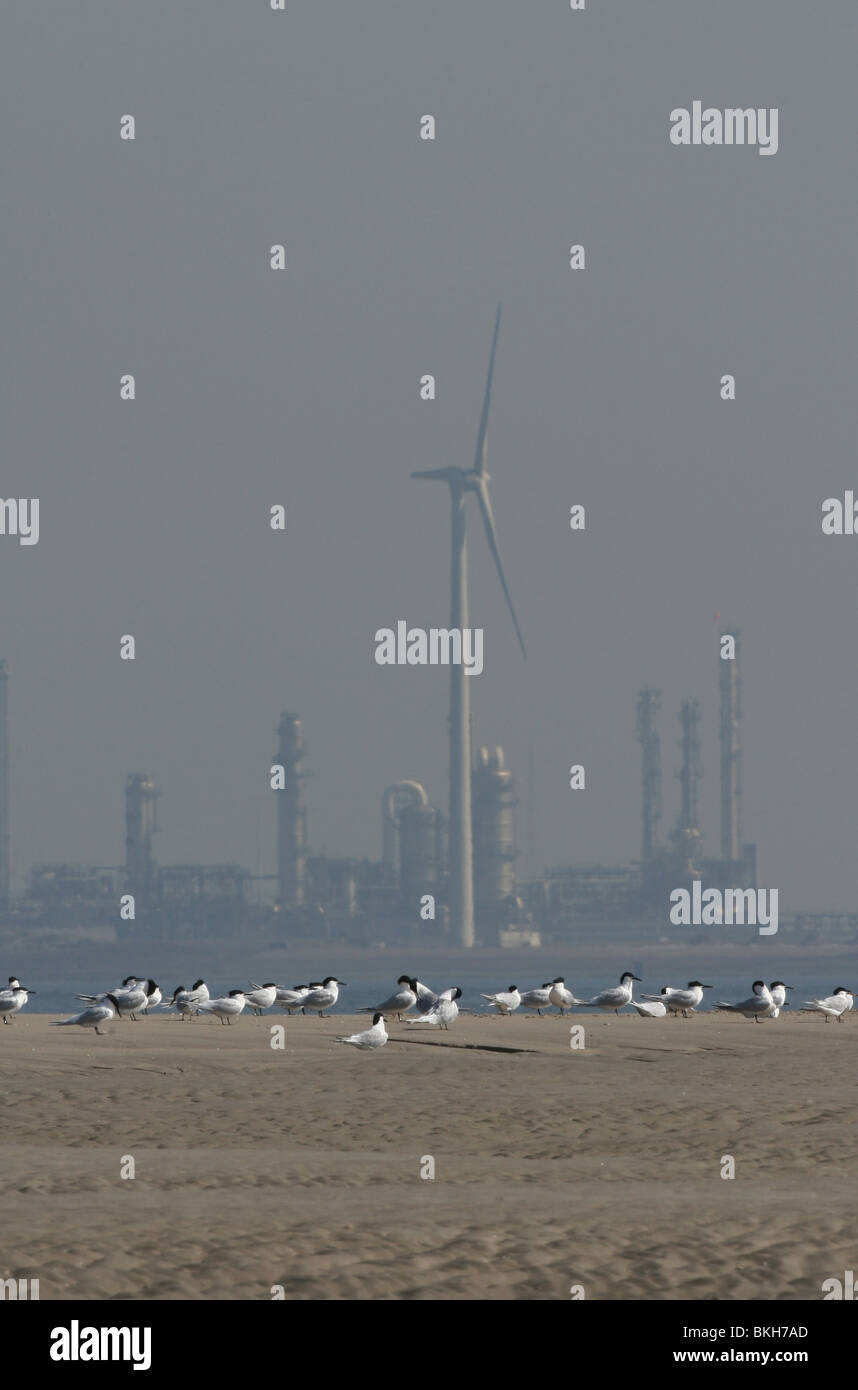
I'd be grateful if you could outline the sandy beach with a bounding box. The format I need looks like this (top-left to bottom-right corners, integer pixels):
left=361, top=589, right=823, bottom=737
left=0, top=1008, right=855, bottom=1301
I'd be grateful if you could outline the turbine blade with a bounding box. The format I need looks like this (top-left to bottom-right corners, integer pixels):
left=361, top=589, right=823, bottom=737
left=473, top=476, right=526, bottom=659
left=411, top=467, right=458, bottom=481
left=473, top=304, right=501, bottom=477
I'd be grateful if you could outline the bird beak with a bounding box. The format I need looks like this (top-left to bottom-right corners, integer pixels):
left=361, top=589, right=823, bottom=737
left=701, top=984, right=713, bottom=989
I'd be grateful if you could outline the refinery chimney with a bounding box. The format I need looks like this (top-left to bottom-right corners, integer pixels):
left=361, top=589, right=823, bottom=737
left=472, top=746, right=518, bottom=919
left=125, top=773, right=159, bottom=910
left=0, top=661, right=9, bottom=909
left=275, top=712, right=307, bottom=909
left=719, top=627, right=742, bottom=863
left=675, top=698, right=702, bottom=850
left=636, top=688, right=662, bottom=863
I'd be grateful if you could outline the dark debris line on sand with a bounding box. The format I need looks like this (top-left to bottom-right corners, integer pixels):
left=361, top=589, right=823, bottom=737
left=384, top=1038, right=542, bottom=1055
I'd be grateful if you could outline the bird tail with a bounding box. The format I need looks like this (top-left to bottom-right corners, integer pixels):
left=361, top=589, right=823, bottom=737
left=714, top=1003, right=737, bottom=1011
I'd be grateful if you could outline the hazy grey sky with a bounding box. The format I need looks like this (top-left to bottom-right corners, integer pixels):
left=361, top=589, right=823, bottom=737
left=2, top=1, right=856, bottom=910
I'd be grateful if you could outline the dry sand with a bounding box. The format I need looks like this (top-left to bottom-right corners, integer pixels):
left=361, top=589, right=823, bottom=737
left=0, top=1009, right=855, bottom=1300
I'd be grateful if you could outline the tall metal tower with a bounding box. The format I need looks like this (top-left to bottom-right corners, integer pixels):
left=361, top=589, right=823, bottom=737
left=676, top=698, right=702, bottom=838
left=275, top=712, right=307, bottom=909
left=472, top=746, right=518, bottom=917
left=0, top=661, right=9, bottom=909
left=719, top=627, right=742, bottom=863
left=636, top=688, right=662, bottom=863
left=125, top=773, right=159, bottom=909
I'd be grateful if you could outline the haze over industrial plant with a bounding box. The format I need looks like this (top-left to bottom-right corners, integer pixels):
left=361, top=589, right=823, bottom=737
left=2, top=0, right=856, bottom=923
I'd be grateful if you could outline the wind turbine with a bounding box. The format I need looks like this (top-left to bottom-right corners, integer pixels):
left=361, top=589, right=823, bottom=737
left=412, top=305, right=526, bottom=948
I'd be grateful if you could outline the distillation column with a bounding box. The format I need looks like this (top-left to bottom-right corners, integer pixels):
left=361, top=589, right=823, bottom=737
left=0, top=662, right=9, bottom=909
left=125, top=773, right=159, bottom=910
left=472, top=746, right=518, bottom=919
left=719, top=628, right=742, bottom=864
left=673, top=698, right=702, bottom=873
left=636, top=688, right=662, bottom=863
left=275, top=713, right=307, bottom=908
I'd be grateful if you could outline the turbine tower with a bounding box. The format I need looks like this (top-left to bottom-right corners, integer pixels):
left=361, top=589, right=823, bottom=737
left=719, top=627, right=741, bottom=864
left=412, top=306, right=526, bottom=947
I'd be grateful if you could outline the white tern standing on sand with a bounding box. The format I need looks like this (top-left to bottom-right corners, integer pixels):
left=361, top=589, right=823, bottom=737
left=573, top=972, right=642, bottom=1015
left=298, top=977, right=346, bottom=1016
left=0, top=981, right=35, bottom=1022
left=800, top=987, right=854, bottom=1023
left=244, top=983, right=279, bottom=1015
left=51, top=995, right=120, bottom=1036
left=768, top=981, right=793, bottom=1011
left=361, top=976, right=418, bottom=1020
left=714, top=981, right=774, bottom=1022
left=197, top=990, right=247, bottom=1024
left=481, top=986, right=521, bottom=1015
left=642, top=981, right=711, bottom=1018
left=519, top=984, right=555, bottom=1016
left=548, top=978, right=576, bottom=1015
left=406, top=987, right=462, bottom=1029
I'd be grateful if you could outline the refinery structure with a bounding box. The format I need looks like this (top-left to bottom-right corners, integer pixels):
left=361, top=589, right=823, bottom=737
left=0, top=309, right=841, bottom=947
left=4, top=624, right=837, bottom=949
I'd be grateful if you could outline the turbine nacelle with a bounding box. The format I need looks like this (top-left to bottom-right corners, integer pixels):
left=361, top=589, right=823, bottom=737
left=410, top=466, right=491, bottom=492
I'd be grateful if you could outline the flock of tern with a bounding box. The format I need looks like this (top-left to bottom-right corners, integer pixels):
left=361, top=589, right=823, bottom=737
left=0, top=971, right=853, bottom=1045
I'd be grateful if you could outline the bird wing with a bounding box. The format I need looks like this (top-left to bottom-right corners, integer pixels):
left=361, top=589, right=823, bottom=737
left=594, top=988, right=623, bottom=1007
left=667, top=991, right=692, bottom=1008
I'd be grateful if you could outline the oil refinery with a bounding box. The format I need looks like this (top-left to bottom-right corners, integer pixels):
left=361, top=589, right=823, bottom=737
left=2, top=626, right=849, bottom=948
